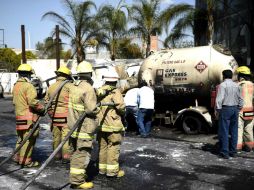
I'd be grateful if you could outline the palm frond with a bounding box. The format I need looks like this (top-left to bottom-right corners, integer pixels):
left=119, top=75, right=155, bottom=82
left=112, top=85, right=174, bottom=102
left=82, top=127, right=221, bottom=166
left=42, top=11, right=74, bottom=36
left=160, top=4, right=194, bottom=30
left=63, top=0, right=78, bottom=26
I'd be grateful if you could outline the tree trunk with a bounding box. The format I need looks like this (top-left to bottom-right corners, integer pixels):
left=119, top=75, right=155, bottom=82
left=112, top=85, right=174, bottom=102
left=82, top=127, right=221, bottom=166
left=111, top=40, right=116, bottom=61
left=76, top=47, right=82, bottom=63
left=111, top=34, right=116, bottom=61
left=146, top=35, right=151, bottom=58
left=207, top=0, right=214, bottom=44
left=76, top=44, right=86, bottom=63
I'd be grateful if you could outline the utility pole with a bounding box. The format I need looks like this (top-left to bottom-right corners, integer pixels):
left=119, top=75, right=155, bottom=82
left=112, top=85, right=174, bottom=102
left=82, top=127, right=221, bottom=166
left=21, top=25, right=27, bottom=64
left=56, top=25, right=60, bottom=70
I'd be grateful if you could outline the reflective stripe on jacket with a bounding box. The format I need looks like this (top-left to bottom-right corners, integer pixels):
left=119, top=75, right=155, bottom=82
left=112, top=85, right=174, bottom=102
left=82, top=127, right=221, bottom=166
left=12, top=77, right=44, bottom=130
left=71, top=131, right=95, bottom=140
left=239, top=80, right=254, bottom=120
left=97, top=85, right=125, bottom=132
left=45, top=77, right=71, bottom=127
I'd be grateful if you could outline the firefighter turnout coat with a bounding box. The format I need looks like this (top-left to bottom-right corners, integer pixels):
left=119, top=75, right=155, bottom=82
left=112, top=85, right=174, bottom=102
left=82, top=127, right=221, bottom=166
left=67, top=79, right=98, bottom=185
left=237, top=80, right=254, bottom=150
left=97, top=85, right=125, bottom=176
left=12, top=77, right=44, bottom=165
left=45, top=76, right=72, bottom=160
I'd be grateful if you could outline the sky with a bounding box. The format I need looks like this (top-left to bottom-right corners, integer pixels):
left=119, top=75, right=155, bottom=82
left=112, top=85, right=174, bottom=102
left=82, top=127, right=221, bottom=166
left=0, top=0, right=195, bottom=50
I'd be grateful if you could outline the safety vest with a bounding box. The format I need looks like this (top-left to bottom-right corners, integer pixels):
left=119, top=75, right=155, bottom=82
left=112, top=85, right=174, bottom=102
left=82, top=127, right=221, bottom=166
left=13, top=78, right=43, bottom=130
left=46, top=77, right=70, bottom=127
left=239, top=80, right=254, bottom=120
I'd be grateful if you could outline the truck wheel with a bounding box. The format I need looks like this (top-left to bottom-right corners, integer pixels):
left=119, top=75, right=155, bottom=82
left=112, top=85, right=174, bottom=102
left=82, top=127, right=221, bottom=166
left=182, top=115, right=202, bottom=135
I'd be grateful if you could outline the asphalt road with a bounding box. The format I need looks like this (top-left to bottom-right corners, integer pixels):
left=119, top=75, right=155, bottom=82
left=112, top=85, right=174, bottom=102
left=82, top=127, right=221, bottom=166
left=0, top=96, right=254, bottom=190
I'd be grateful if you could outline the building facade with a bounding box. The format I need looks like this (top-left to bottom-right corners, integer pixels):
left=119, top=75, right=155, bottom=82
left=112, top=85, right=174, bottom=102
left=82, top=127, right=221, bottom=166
left=195, top=0, right=254, bottom=69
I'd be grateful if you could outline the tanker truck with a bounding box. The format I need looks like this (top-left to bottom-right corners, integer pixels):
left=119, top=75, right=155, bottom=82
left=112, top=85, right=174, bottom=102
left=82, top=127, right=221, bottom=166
left=138, top=45, right=238, bottom=134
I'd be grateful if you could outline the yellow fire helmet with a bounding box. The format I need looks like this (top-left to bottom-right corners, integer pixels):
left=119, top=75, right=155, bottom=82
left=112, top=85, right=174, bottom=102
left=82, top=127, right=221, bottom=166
left=236, top=66, right=251, bottom=75
left=55, top=66, right=71, bottom=76
left=76, top=61, right=93, bottom=74
left=17, top=64, right=33, bottom=73
left=103, top=66, right=119, bottom=82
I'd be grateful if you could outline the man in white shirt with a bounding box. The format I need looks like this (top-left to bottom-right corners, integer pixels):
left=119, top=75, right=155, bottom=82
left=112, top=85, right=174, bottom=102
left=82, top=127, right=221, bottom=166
left=137, top=81, right=154, bottom=137
left=124, top=88, right=139, bottom=132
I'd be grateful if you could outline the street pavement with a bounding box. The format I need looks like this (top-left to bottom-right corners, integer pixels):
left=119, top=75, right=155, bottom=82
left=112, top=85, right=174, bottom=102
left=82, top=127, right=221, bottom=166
left=0, top=96, right=254, bottom=190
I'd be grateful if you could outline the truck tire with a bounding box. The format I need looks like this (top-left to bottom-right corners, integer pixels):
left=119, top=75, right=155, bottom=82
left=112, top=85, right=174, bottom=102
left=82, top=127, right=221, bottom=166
left=182, top=115, right=202, bottom=135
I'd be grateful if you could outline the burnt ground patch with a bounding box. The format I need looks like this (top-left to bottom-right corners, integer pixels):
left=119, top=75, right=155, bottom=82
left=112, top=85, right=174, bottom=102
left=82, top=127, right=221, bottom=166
left=191, top=164, right=254, bottom=190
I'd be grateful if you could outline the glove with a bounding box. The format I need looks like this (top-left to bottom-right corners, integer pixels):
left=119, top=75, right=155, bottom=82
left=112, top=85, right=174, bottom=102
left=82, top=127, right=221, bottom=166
left=32, top=101, right=46, bottom=116
left=35, top=108, right=46, bottom=116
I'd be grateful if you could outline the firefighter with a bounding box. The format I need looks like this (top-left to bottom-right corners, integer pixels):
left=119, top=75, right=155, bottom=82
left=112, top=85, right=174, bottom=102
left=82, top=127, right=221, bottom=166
left=45, top=66, right=73, bottom=162
left=68, top=61, right=98, bottom=189
left=97, top=67, right=125, bottom=178
left=12, top=64, right=45, bottom=167
left=236, top=66, right=254, bottom=152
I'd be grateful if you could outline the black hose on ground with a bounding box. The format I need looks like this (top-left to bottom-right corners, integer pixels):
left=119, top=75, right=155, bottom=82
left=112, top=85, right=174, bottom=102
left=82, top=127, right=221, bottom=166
left=21, top=102, right=115, bottom=190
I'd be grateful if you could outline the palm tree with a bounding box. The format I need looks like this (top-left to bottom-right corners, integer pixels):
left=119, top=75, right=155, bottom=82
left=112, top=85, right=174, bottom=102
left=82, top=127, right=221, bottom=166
left=193, top=0, right=217, bottom=46
left=206, top=0, right=216, bottom=44
left=42, top=0, right=98, bottom=63
left=162, top=0, right=218, bottom=48
left=163, top=6, right=195, bottom=48
left=129, top=0, right=162, bottom=58
left=129, top=0, right=192, bottom=57
left=115, top=38, right=143, bottom=59
left=35, top=37, right=64, bottom=59
left=160, top=3, right=194, bottom=48
left=96, top=0, right=129, bottom=60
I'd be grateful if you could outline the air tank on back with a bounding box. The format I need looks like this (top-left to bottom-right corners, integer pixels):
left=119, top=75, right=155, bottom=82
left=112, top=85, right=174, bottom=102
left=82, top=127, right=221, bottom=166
left=138, top=45, right=238, bottom=134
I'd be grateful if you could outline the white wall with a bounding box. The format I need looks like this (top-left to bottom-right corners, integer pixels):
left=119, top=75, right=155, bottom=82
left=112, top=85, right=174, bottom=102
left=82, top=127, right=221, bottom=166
left=0, top=73, right=19, bottom=93
left=126, top=65, right=141, bottom=77
left=27, top=59, right=66, bottom=85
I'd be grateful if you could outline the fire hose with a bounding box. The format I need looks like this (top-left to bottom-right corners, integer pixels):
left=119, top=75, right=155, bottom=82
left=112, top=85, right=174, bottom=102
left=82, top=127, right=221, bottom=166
left=21, top=102, right=115, bottom=190
left=0, top=80, right=70, bottom=168
left=43, top=75, right=75, bottom=87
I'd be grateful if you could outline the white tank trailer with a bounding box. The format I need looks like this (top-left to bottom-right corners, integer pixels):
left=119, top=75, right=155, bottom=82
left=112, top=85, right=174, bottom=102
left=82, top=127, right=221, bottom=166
left=138, top=45, right=238, bottom=134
